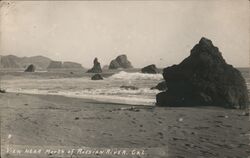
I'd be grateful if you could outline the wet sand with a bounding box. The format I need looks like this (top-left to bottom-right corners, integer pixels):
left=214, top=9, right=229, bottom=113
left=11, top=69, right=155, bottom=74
left=0, top=92, right=249, bottom=158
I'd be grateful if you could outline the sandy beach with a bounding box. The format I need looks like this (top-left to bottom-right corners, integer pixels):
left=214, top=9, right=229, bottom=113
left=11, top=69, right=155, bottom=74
left=1, top=1, right=250, bottom=157
left=0, top=92, right=249, bottom=158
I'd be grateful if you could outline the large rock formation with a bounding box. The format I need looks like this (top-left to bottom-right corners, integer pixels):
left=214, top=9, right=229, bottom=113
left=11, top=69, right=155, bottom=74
left=156, top=37, right=249, bottom=109
left=141, top=64, right=159, bottom=74
left=25, top=64, right=36, bottom=72
left=87, top=58, right=102, bottom=73
left=109, top=55, right=133, bottom=69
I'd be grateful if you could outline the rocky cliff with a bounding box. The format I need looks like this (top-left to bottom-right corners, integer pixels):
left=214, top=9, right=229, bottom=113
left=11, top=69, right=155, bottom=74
left=156, top=37, right=249, bottom=109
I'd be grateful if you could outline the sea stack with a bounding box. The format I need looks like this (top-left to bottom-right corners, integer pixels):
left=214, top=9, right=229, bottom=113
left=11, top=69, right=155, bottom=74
left=109, top=55, right=133, bottom=69
left=141, top=64, right=159, bottom=74
left=24, top=64, right=36, bottom=72
left=87, top=58, right=102, bottom=73
left=156, top=37, right=249, bottom=109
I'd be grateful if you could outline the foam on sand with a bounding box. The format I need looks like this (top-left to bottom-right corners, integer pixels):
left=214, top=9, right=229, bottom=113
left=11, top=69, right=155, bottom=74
left=6, top=88, right=159, bottom=106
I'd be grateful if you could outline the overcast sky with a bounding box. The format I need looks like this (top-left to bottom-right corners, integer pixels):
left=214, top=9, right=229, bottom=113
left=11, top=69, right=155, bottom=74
left=0, top=0, right=249, bottom=68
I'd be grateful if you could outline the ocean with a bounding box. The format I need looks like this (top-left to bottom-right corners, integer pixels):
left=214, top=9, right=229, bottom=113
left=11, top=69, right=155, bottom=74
left=2, top=71, right=163, bottom=105
left=2, top=69, right=250, bottom=106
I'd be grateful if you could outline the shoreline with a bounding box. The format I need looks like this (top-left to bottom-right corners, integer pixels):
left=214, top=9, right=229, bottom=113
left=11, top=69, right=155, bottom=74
left=3, top=92, right=247, bottom=110
left=3, top=91, right=157, bottom=107
left=1, top=92, right=250, bottom=157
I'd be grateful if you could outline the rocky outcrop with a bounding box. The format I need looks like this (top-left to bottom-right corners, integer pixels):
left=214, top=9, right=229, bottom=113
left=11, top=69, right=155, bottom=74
left=91, top=74, right=103, bottom=80
left=156, top=37, right=249, bottom=109
left=109, top=55, right=133, bottom=69
left=25, top=64, right=36, bottom=72
left=151, top=81, right=167, bottom=91
left=141, top=64, right=159, bottom=74
left=87, top=58, right=102, bottom=73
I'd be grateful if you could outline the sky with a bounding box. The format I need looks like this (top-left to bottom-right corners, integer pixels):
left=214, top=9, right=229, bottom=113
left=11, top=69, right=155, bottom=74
left=0, top=0, right=249, bottom=68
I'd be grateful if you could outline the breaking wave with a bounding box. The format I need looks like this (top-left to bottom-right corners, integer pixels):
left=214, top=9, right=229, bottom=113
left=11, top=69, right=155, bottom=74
left=2, top=71, right=164, bottom=105
left=6, top=88, right=158, bottom=105
left=109, top=71, right=163, bottom=80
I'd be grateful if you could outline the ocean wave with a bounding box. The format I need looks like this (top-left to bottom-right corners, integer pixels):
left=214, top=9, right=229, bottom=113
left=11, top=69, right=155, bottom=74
left=6, top=87, right=159, bottom=96
left=109, top=71, right=163, bottom=80
left=81, top=87, right=159, bottom=95
left=6, top=88, right=157, bottom=106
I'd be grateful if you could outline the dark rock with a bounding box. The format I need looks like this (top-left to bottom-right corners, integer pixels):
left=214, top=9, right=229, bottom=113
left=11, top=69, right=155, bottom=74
left=141, top=64, right=159, bottom=74
left=120, top=85, right=139, bottom=90
left=156, top=37, right=249, bottom=109
left=87, top=58, right=102, bottom=73
left=109, top=55, right=133, bottom=69
left=91, top=74, right=103, bottom=80
left=24, top=64, right=36, bottom=72
left=151, top=81, right=167, bottom=91
left=0, top=89, right=6, bottom=93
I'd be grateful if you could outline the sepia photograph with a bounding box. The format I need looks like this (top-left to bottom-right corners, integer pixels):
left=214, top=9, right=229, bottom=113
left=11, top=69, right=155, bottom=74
left=0, top=0, right=249, bottom=157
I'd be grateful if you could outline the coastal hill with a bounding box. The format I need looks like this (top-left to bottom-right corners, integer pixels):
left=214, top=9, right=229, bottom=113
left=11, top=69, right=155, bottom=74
left=0, top=55, right=51, bottom=69
left=47, top=61, right=83, bottom=69
left=0, top=55, right=84, bottom=70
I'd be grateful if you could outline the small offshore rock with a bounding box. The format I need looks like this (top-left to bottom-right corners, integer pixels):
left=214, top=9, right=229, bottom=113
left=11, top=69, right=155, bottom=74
left=25, top=64, right=36, bottom=72
left=141, top=64, right=159, bottom=74
left=91, top=74, right=103, bottom=80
